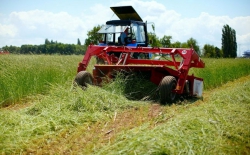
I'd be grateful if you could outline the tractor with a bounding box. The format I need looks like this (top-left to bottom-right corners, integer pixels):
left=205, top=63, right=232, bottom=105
left=74, top=6, right=205, bottom=103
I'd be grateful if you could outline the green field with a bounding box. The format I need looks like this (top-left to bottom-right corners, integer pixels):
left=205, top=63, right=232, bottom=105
left=0, top=55, right=82, bottom=106
left=0, top=55, right=250, bottom=154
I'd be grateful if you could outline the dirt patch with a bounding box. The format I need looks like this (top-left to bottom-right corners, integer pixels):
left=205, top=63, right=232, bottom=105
left=1, top=102, right=32, bottom=111
left=148, top=103, right=162, bottom=117
left=1, top=95, right=43, bottom=111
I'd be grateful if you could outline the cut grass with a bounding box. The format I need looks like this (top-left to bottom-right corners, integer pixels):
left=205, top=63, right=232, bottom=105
left=0, top=80, right=145, bottom=154
left=95, top=75, right=250, bottom=154
left=0, top=75, right=249, bottom=154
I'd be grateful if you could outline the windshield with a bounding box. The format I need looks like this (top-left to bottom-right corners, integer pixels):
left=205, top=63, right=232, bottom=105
left=98, top=25, right=128, bottom=34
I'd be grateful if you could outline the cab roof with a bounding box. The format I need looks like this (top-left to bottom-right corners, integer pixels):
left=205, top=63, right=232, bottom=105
left=110, top=6, right=143, bottom=21
left=106, top=20, right=145, bottom=26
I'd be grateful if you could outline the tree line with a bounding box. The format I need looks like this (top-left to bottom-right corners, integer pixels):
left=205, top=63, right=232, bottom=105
left=2, top=24, right=237, bottom=58
left=2, top=38, right=85, bottom=55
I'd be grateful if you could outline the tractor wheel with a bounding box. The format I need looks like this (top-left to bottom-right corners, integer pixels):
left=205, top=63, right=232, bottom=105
left=159, top=76, right=177, bottom=104
left=74, top=71, right=93, bottom=89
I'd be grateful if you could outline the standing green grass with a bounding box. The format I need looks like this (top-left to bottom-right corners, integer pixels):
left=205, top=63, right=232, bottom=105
left=190, top=58, right=250, bottom=89
left=0, top=55, right=82, bottom=106
left=1, top=55, right=250, bottom=106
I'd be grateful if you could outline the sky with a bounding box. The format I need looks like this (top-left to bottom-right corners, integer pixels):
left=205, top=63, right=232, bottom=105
left=0, top=0, right=250, bottom=56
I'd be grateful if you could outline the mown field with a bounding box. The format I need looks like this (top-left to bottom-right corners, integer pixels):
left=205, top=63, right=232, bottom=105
left=0, top=54, right=250, bottom=154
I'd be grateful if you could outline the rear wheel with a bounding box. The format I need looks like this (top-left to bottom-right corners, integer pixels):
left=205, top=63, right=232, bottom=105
left=74, top=71, right=93, bottom=89
left=159, top=76, right=177, bottom=104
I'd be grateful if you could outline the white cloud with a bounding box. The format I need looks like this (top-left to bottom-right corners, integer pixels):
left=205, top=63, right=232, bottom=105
left=0, top=10, right=94, bottom=46
left=7, top=10, right=87, bottom=43
left=0, top=0, right=250, bottom=55
left=0, top=24, right=17, bottom=37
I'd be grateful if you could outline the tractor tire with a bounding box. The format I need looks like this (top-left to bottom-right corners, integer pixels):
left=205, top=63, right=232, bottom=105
left=159, top=76, right=177, bottom=104
left=74, top=71, right=93, bottom=88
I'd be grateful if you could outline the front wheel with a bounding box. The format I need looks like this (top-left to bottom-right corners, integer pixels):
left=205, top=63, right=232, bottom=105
left=74, top=71, right=93, bottom=89
left=158, top=76, right=177, bottom=104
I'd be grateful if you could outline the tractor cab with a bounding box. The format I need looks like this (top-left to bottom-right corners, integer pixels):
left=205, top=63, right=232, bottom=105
left=97, top=6, right=149, bottom=47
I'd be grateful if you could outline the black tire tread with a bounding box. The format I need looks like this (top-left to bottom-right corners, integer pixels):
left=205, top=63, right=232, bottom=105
left=159, top=76, right=177, bottom=104
left=74, top=71, right=93, bottom=88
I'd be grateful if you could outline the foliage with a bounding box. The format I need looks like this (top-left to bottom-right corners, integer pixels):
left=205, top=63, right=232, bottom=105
left=148, top=32, right=161, bottom=47
left=215, top=46, right=222, bottom=57
left=222, top=24, right=237, bottom=58
left=2, top=45, right=20, bottom=54
left=187, top=37, right=200, bottom=55
left=160, top=35, right=172, bottom=47
left=84, top=25, right=102, bottom=48
left=77, top=38, right=81, bottom=45
left=172, top=38, right=201, bottom=55
left=203, top=44, right=223, bottom=58
left=181, top=42, right=189, bottom=48
left=203, top=44, right=215, bottom=57
left=171, top=41, right=182, bottom=48
left=3, top=40, right=85, bottom=55
left=45, top=38, right=50, bottom=44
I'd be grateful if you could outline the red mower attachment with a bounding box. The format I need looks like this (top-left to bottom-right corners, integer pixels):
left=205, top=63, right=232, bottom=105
left=75, top=45, right=205, bottom=103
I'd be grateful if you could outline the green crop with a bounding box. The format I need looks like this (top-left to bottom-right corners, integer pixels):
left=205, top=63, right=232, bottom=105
left=190, top=58, right=250, bottom=89
left=0, top=55, right=81, bottom=106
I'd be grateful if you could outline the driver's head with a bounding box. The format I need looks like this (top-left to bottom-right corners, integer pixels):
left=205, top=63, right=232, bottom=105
left=124, top=27, right=129, bottom=33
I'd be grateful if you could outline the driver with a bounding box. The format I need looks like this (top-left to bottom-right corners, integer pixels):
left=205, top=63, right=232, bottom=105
left=120, top=27, right=129, bottom=45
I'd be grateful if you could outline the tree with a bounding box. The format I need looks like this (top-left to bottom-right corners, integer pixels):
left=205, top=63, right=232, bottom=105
left=160, top=35, right=172, bottom=47
left=215, top=47, right=223, bottom=58
left=148, top=32, right=161, bottom=47
left=181, top=42, right=189, bottom=48
left=171, top=41, right=181, bottom=48
left=84, top=25, right=102, bottom=48
left=77, top=38, right=81, bottom=45
left=45, top=38, right=50, bottom=45
left=202, top=45, right=223, bottom=58
left=187, top=38, right=200, bottom=55
left=222, top=24, right=237, bottom=58
left=203, top=44, right=215, bottom=57
left=2, top=45, right=20, bottom=54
